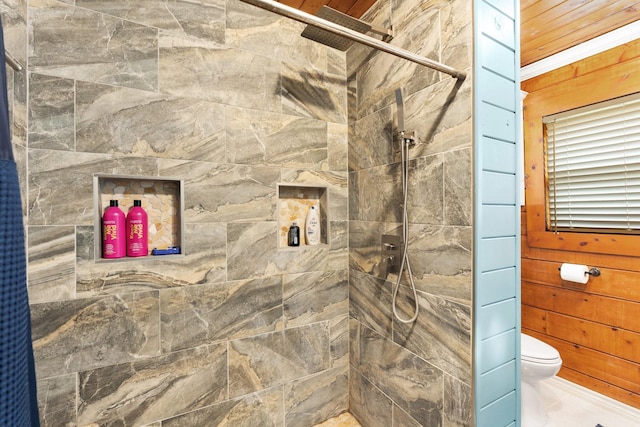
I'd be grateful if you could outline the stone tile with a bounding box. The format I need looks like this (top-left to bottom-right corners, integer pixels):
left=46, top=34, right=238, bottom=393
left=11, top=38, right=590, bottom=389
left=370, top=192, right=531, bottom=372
left=444, top=375, right=472, bottom=427
left=225, top=105, right=328, bottom=169
left=159, top=37, right=280, bottom=112
left=160, top=276, right=283, bottom=353
left=78, top=343, right=227, bottom=426
left=407, top=153, right=445, bottom=224
left=37, top=374, right=76, bottom=427
left=348, top=220, right=386, bottom=276
left=313, top=411, right=361, bottom=427
left=229, top=324, right=331, bottom=398
left=76, top=223, right=227, bottom=297
left=76, top=0, right=226, bottom=45
left=444, top=148, right=472, bottom=226
left=393, top=406, right=422, bottom=427
left=349, top=367, right=392, bottom=427
left=356, top=162, right=403, bottom=223
left=27, top=149, right=158, bottom=225
left=327, top=220, right=349, bottom=271
left=27, top=225, right=75, bottom=303
left=285, top=366, right=348, bottom=427
left=441, top=0, right=473, bottom=73
left=394, top=291, right=472, bottom=384
left=349, top=270, right=392, bottom=339
left=359, top=325, right=443, bottom=426
left=75, top=81, right=226, bottom=162
left=226, top=0, right=325, bottom=71
left=408, top=224, right=472, bottom=304
left=328, top=122, right=348, bottom=172
left=283, top=269, right=348, bottom=328
left=282, top=62, right=347, bottom=124
left=159, top=160, right=280, bottom=223
left=162, top=386, right=283, bottom=427
left=31, top=291, right=160, bottom=379
left=330, top=315, right=349, bottom=367
left=349, top=105, right=393, bottom=171
left=28, top=73, right=75, bottom=151
left=29, top=0, right=158, bottom=91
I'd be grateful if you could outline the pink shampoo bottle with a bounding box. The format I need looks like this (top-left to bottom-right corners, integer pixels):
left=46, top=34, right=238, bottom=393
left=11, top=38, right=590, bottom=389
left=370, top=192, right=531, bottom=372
left=103, top=200, right=126, bottom=258
left=126, top=199, right=148, bottom=257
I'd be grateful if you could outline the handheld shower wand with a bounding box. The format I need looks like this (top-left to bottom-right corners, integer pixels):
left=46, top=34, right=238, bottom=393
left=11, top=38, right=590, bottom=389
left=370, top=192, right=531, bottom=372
left=392, top=88, right=419, bottom=324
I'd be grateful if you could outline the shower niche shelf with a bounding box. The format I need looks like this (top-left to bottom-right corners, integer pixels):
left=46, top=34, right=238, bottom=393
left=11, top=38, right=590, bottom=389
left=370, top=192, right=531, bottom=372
left=94, top=174, right=184, bottom=261
left=278, top=184, right=329, bottom=249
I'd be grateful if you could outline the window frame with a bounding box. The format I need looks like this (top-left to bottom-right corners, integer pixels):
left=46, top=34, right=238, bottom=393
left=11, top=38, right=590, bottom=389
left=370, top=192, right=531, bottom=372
left=523, top=53, right=640, bottom=256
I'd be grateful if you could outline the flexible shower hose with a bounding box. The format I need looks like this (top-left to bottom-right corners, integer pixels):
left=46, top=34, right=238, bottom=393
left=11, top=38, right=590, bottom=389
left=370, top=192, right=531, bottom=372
left=392, top=133, right=420, bottom=323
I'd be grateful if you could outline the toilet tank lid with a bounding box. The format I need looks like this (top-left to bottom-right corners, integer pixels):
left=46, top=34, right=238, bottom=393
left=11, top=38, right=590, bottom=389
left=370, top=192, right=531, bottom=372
left=521, top=333, right=561, bottom=360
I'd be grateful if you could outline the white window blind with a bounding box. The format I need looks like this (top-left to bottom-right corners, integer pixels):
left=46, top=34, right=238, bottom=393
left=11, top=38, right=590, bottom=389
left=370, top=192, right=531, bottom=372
left=544, top=92, right=640, bottom=233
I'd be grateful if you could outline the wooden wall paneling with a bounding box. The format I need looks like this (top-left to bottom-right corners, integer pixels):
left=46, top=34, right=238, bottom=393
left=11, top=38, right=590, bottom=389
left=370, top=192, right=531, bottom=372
left=521, top=305, right=546, bottom=332
left=561, top=367, right=640, bottom=409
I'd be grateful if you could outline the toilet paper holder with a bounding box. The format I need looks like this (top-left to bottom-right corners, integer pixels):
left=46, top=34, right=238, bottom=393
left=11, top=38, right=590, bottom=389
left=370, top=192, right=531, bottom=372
left=557, top=266, right=601, bottom=277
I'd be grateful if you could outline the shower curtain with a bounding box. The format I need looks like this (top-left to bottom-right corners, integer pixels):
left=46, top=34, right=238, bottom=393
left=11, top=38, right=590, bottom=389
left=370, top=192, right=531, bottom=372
left=0, top=20, right=40, bottom=427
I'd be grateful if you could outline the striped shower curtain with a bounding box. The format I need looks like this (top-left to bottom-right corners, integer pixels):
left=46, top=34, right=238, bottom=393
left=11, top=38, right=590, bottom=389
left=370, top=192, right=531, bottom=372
left=0, top=19, right=40, bottom=427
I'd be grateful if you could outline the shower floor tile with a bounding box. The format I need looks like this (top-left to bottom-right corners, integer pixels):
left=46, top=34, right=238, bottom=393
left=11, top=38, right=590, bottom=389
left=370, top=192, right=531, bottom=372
left=313, top=412, right=361, bottom=427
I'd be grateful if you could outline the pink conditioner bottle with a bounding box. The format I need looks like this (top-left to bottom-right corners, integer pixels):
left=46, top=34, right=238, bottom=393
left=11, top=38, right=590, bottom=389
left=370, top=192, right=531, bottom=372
left=126, top=199, right=149, bottom=257
left=103, top=200, right=126, bottom=258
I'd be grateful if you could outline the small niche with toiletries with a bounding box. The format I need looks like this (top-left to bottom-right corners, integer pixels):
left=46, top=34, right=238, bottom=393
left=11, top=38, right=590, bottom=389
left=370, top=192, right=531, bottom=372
left=277, top=184, right=329, bottom=249
left=94, top=175, right=184, bottom=261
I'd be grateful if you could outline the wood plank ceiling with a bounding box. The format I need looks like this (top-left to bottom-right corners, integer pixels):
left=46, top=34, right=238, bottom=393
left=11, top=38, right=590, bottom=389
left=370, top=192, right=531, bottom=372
left=278, top=0, right=640, bottom=67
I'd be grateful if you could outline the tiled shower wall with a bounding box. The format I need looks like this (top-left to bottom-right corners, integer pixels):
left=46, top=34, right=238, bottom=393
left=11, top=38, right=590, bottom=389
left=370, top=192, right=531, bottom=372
left=5, top=0, right=350, bottom=425
left=346, top=0, right=473, bottom=426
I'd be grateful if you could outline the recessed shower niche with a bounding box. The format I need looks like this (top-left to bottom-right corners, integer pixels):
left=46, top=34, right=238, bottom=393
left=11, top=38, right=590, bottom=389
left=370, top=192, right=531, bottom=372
left=94, top=175, right=184, bottom=261
left=278, top=184, right=329, bottom=248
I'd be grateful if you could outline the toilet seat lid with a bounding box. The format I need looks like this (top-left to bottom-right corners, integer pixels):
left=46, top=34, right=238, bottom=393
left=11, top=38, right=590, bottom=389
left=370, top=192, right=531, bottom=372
left=521, top=333, right=561, bottom=362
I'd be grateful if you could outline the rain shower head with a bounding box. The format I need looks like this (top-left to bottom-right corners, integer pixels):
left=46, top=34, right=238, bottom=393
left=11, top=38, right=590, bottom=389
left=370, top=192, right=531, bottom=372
left=395, top=88, right=405, bottom=134
left=301, top=6, right=373, bottom=51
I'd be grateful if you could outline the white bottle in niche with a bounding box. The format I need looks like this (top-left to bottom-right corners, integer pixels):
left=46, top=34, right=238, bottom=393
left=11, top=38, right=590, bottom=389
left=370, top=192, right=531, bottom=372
left=305, top=205, right=320, bottom=245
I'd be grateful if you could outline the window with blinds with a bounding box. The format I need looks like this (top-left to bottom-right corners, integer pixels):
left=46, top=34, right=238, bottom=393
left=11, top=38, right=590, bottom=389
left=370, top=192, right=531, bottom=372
left=544, top=92, right=640, bottom=234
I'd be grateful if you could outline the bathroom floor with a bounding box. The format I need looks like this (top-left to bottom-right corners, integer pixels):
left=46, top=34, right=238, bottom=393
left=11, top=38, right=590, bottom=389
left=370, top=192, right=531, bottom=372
left=541, top=376, right=640, bottom=427
left=313, top=412, right=361, bottom=427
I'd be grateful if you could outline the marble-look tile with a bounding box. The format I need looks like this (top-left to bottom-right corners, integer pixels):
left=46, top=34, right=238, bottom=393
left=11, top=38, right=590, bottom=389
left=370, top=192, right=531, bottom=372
left=283, top=269, right=348, bottom=328
left=162, top=386, right=284, bottom=427
left=78, top=343, right=227, bottom=426
left=159, top=160, right=280, bottom=223
left=328, top=122, right=348, bottom=171
left=159, top=37, right=280, bottom=112
left=2, top=0, right=27, bottom=66
left=31, top=291, right=160, bottom=379
left=394, top=291, right=472, bottom=384
left=444, top=148, right=472, bottom=226
left=346, top=0, right=391, bottom=79
left=441, top=0, right=473, bottom=73
left=29, top=0, right=158, bottom=91
left=359, top=326, right=444, bottom=426
left=393, top=406, right=423, bottom=427
left=404, top=77, right=472, bottom=159
left=226, top=105, right=328, bottom=169
left=349, top=366, right=392, bottom=427
left=285, top=366, right=348, bottom=427
left=227, top=221, right=330, bottom=280
left=327, top=220, right=349, bottom=271
left=349, top=270, right=392, bottom=339
left=75, top=81, right=226, bottom=162
left=408, top=224, right=472, bottom=304
left=160, top=276, right=283, bottom=353
left=229, top=323, right=331, bottom=398
left=28, top=149, right=158, bottom=225
left=282, top=62, right=347, bottom=124
left=226, top=0, right=326, bottom=71
left=330, top=315, right=349, bottom=367
left=28, top=73, right=75, bottom=151
left=348, top=220, right=386, bottom=276
left=76, top=223, right=227, bottom=296
left=444, top=375, right=472, bottom=427
left=37, top=374, right=76, bottom=427
left=407, top=154, right=445, bottom=224
left=348, top=105, right=393, bottom=171
left=356, top=162, right=403, bottom=223
left=27, top=225, right=75, bottom=303
left=349, top=318, right=361, bottom=369
left=76, top=0, right=225, bottom=45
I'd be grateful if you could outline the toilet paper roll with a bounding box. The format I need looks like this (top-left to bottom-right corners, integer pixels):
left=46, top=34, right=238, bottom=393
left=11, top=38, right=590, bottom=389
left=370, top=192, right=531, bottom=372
left=560, top=263, right=589, bottom=284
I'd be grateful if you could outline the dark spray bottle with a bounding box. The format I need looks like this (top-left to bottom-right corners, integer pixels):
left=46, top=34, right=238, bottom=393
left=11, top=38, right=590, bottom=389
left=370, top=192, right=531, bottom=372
left=288, top=222, right=300, bottom=246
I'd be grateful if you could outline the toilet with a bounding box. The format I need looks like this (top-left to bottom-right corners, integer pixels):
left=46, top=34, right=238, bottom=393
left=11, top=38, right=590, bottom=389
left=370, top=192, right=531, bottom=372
left=521, top=333, right=562, bottom=427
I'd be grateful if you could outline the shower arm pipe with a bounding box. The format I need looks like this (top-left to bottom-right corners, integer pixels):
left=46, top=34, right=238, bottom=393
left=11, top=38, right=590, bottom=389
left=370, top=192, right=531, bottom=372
left=5, top=51, right=23, bottom=72
left=239, top=0, right=466, bottom=80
